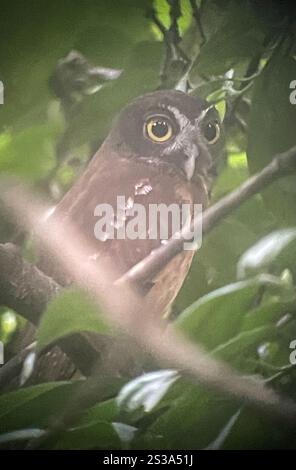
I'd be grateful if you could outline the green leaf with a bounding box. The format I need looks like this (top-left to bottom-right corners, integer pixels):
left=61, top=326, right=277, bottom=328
left=136, top=384, right=239, bottom=449
left=247, top=48, right=296, bottom=225
left=215, top=99, right=226, bottom=122
left=237, top=229, right=296, bottom=279
left=37, top=288, right=111, bottom=350
left=242, top=299, right=296, bottom=332
left=194, top=1, right=265, bottom=77
left=0, top=428, right=45, bottom=446
left=0, top=0, right=154, bottom=131
left=49, top=399, right=133, bottom=449
left=212, top=325, right=275, bottom=369
left=0, top=381, right=79, bottom=434
left=64, top=40, right=163, bottom=150
left=176, top=276, right=279, bottom=350
left=211, top=153, right=249, bottom=201
left=77, top=399, right=119, bottom=427
left=206, top=409, right=241, bottom=449
left=0, top=124, right=60, bottom=182
left=117, top=370, right=179, bottom=418
left=53, top=421, right=121, bottom=450
left=221, top=407, right=292, bottom=449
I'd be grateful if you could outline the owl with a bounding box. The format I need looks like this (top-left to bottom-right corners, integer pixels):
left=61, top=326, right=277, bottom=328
left=25, top=89, right=224, bottom=385
left=46, top=89, right=224, bottom=316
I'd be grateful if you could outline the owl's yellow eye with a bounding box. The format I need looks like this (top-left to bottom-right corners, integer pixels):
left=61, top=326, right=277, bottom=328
left=145, top=117, right=173, bottom=143
left=203, top=120, right=221, bottom=144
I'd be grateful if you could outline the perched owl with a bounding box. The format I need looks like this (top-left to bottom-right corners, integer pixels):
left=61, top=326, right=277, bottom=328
left=27, top=90, right=224, bottom=385
left=45, top=90, right=223, bottom=313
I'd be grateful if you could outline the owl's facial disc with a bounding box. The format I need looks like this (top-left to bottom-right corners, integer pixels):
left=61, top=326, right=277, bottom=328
left=143, top=112, right=197, bottom=180
left=172, top=104, right=222, bottom=180
left=162, top=105, right=201, bottom=180
left=110, top=90, right=223, bottom=181
left=157, top=105, right=220, bottom=181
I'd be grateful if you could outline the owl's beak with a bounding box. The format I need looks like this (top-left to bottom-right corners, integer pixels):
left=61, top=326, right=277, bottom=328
left=183, top=144, right=199, bottom=181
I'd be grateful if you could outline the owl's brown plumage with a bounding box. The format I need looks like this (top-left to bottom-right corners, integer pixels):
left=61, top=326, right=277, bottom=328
left=47, top=90, right=223, bottom=312
left=30, top=90, right=224, bottom=384
left=53, top=147, right=204, bottom=315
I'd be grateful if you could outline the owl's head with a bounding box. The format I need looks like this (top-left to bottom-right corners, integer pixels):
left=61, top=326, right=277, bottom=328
left=107, top=90, right=224, bottom=182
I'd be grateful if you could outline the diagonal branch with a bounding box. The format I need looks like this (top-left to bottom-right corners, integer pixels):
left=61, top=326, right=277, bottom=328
left=189, top=0, right=206, bottom=46
left=117, top=145, right=296, bottom=286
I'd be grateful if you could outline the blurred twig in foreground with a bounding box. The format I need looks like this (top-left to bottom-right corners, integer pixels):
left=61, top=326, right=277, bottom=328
left=1, top=145, right=296, bottom=444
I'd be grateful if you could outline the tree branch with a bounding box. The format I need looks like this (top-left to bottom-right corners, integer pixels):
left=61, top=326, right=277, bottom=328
left=0, top=243, right=61, bottom=325
left=189, top=0, right=206, bottom=46
left=117, top=145, right=296, bottom=287
left=0, top=245, right=122, bottom=386
left=147, top=1, right=190, bottom=89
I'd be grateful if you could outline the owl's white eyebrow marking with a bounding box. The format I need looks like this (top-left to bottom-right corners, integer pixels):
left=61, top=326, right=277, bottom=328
left=161, top=105, right=197, bottom=163
left=167, top=104, right=215, bottom=128
left=167, top=105, right=190, bottom=130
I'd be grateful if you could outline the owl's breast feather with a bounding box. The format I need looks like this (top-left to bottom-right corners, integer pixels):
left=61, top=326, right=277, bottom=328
left=44, top=150, right=208, bottom=309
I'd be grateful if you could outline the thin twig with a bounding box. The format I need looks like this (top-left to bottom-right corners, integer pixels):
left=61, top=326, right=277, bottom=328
left=148, top=2, right=190, bottom=88
left=189, top=0, right=206, bottom=46
left=193, top=71, right=262, bottom=95
left=168, top=0, right=182, bottom=45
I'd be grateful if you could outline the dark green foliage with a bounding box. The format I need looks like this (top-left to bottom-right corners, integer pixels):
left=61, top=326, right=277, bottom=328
left=1, top=0, right=296, bottom=450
